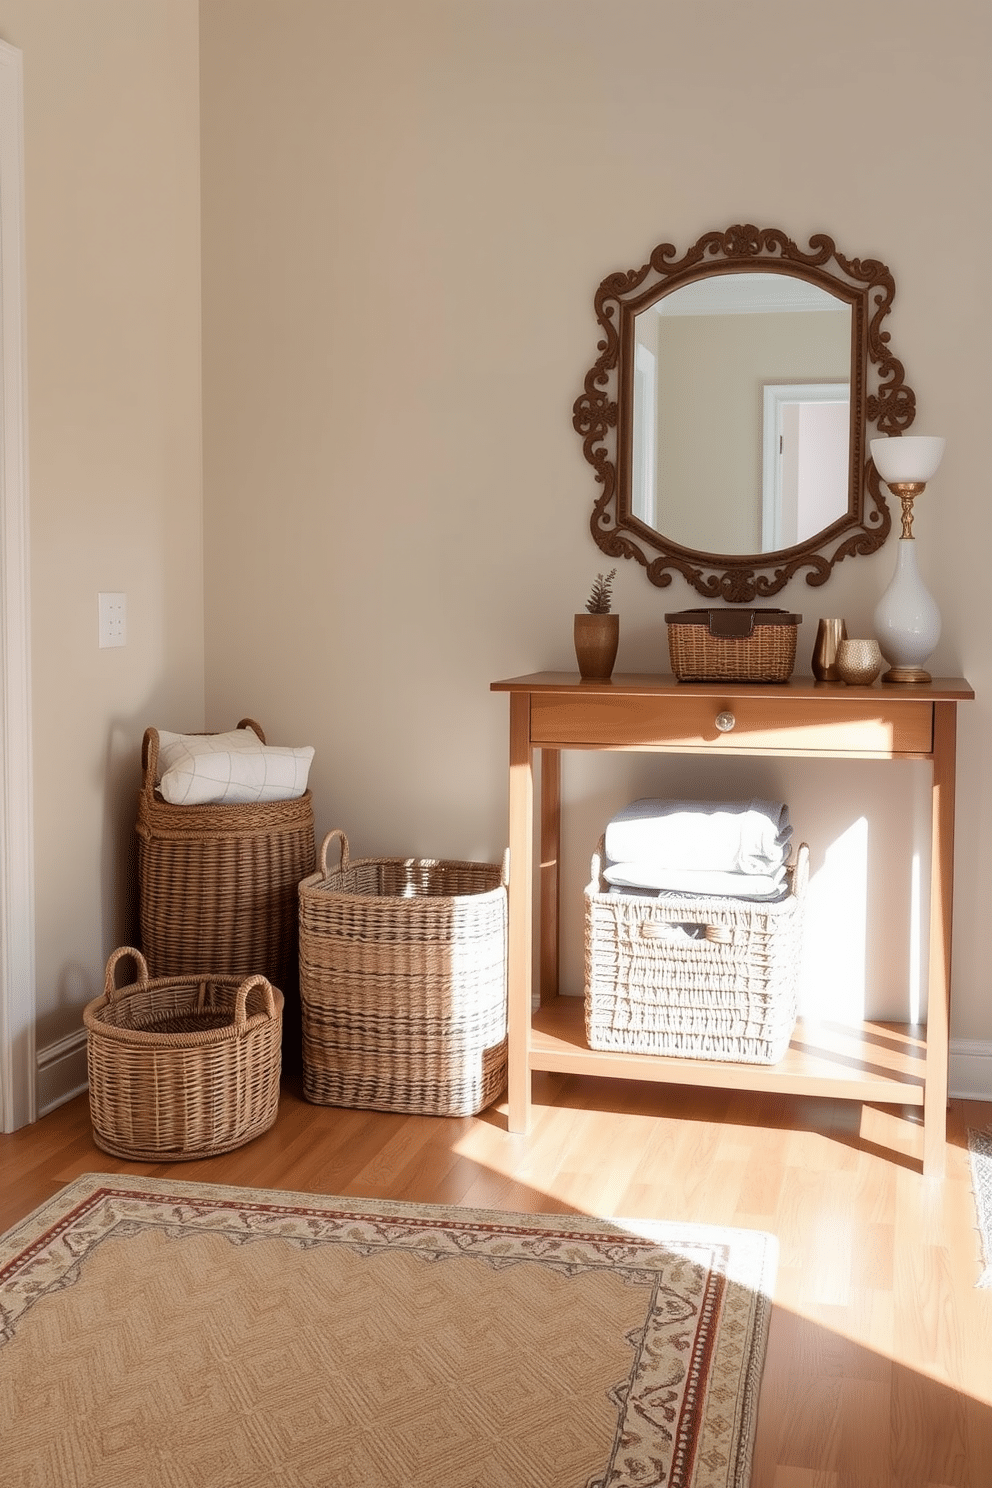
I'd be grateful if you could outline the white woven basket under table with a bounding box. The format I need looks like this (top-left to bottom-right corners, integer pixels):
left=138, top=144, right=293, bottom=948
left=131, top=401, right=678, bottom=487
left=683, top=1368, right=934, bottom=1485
left=584, top=841, right=809, bottom=1065
left=298, top=829, right=509, bottom=1116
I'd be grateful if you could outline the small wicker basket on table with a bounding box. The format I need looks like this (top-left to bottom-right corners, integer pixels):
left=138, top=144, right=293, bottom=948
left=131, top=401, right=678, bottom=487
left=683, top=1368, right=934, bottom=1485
left=83, top=947, right=284, bottom=1160
left=299, top=829, right=508, bottom=1116
left=665, top=607, right=801, bottom=682
left=584, top=841, right=809, bottom=1065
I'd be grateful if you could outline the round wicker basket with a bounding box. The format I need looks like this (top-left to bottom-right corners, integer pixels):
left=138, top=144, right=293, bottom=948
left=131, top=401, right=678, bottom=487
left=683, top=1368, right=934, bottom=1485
left=84, top=947, right=283, bottom=1161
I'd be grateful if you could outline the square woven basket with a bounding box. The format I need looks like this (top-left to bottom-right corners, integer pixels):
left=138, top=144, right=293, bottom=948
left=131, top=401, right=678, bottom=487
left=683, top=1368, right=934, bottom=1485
left=665, top=608, right=801, bottom=682
left=584, top=841, right=808, bottom=1065
left=299, top=830, right=508, bottom=1116
left=83, top=947, right=283, bottom=1161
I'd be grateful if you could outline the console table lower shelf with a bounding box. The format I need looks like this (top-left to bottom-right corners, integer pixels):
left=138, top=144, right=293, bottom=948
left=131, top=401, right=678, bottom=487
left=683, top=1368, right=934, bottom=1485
left=529, top=994, right=925, bottom=1107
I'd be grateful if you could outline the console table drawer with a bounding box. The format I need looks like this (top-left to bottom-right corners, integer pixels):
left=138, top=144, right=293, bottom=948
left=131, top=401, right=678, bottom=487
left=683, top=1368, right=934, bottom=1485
left=529, top=693, right=934, bottom=756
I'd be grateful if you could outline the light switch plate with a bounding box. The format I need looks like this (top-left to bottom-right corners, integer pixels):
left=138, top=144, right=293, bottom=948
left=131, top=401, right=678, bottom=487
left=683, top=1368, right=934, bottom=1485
left=98, top=592, right=126, bottom=648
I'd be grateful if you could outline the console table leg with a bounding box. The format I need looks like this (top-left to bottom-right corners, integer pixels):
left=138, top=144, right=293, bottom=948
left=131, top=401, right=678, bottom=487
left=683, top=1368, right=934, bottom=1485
left=539, top=749, right=561, bottom=1003
left=923, top=702, right=956, bottom=1180
left=507, top=692, right=534, bottom=1134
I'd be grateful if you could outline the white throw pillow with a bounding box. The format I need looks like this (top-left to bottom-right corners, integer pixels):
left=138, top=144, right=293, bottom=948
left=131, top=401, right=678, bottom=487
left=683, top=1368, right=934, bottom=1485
left=156, top=727, right=315, bottom=806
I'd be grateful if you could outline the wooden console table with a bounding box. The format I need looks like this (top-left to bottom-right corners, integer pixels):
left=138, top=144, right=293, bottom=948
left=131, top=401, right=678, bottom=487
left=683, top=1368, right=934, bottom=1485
left=490, top=672, right=974, bottom=1178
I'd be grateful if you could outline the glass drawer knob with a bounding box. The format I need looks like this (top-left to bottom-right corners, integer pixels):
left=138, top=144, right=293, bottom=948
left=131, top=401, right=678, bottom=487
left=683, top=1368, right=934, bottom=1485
left=715, top=711, right=736, bottom=733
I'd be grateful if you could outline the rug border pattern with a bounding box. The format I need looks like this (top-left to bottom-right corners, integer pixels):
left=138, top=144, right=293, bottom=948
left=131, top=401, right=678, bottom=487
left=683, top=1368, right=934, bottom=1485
left=1, top=1174, right=778, bottom=1488
left=968, top=1128, right=992, bottom=1288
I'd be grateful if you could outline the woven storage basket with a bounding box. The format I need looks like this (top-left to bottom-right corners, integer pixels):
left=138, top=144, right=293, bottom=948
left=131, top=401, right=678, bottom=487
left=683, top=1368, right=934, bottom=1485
left=665, top=608, right=801, bottom=682
left=84, top=947, right=283, bottom=1160
left=136, top=719, right=316, bottom=1000
left=585, top=841, right=808, bottom=1065
left=299, top=829, right=508, bottom=1116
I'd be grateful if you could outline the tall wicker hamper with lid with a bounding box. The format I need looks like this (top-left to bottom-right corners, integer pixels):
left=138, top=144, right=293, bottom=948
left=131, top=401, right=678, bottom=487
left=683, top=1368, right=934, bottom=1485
left=299, top=830, right=508, bottom=1116
left=584, top=841, right=808, bottom=1065
left=84, top=947, right=284, bottom=1160
left=136, top=719, right=315, bottom=1058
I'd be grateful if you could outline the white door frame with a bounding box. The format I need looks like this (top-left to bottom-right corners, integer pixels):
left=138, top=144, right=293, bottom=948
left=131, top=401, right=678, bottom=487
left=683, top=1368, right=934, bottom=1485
left=0, top=40, right=37, bottom=1132
left=761, top=382, right=849, bottom=550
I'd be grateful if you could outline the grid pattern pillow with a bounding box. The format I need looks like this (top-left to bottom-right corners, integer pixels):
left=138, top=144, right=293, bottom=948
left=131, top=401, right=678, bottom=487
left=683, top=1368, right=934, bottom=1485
left=156, top=728, right=315, bottom=806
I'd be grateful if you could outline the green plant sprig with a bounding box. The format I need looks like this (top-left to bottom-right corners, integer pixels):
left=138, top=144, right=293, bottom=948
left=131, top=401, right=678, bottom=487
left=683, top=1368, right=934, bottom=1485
left=585, top=569, right=617, bottom=614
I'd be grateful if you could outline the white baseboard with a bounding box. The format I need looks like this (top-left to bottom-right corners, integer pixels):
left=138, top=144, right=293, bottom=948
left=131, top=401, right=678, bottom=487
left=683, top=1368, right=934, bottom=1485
left=36, top=1028, right=88, bottom=1117
left=30, top=1030, right=992, bottom=1123
left=949, top=1039, right=992, bottom=1104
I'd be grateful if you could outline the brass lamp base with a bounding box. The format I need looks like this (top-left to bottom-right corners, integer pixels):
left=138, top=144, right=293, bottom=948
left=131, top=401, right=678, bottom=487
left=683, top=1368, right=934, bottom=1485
left=882, top=664, right=932, bottom=684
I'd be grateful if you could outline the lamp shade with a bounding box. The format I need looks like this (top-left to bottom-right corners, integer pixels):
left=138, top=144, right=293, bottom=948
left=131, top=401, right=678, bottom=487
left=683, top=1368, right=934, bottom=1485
left=870, top=435, right=945, bottom=484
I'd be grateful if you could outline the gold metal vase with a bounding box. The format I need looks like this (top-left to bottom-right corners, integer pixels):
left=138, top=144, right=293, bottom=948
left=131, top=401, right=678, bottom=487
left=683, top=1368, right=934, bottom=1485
left=811, top=618, right=847, bottom=682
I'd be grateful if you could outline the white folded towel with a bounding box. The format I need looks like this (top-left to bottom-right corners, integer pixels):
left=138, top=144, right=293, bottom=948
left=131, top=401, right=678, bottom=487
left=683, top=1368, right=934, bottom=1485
left=603, top=862, right=789, bottom=901
left=604, top=798, right=792, bottom=877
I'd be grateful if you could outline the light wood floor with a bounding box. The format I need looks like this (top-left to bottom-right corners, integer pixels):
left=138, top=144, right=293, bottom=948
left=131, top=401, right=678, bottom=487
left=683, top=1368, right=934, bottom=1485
left=3, top=1072, right=991, bottom=1486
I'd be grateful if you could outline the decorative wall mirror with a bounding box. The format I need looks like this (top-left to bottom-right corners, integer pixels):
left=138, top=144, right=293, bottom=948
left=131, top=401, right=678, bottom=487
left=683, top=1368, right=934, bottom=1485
left=573, top=225, right=916, bottom=601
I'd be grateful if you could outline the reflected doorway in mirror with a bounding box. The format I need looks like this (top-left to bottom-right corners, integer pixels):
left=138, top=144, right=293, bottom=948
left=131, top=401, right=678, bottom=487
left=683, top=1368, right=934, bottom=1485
left=762, top=383, right=850, bottom=549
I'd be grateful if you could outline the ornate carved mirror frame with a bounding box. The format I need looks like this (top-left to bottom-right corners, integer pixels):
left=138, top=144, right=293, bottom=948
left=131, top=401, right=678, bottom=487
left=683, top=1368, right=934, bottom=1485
left=573, top=224, right=916, bottom=602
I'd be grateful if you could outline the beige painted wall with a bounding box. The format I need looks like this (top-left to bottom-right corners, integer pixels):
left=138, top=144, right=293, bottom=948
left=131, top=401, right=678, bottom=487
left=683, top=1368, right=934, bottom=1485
left=200, top=0, right=992, bottom=1074
left=0, top=0, right=204, bottom=1055
left=4, top=0, right=989, bottom=1113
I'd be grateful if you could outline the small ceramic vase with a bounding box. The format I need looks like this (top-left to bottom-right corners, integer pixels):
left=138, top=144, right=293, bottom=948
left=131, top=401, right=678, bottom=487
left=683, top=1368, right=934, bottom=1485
left=835, top=637, right=883, bottom=686
left=573, top=612, right=619, bottom=681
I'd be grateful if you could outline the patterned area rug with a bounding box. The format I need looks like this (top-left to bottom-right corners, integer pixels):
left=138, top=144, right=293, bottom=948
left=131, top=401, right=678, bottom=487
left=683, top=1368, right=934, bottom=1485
left=0, top=1174, right=777, bottom=1487
left=968, top=1128, right=992, bottom=1287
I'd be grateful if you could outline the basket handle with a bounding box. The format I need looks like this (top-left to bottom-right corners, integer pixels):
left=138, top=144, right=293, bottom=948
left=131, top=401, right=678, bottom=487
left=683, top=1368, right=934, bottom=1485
left=638, top=920, right=731, bottom=944
left=104, top=946, right=150, bottom=1000
left=791, top=842, right=810, bottom=900
left=236, top=718, right=266, bottom=744
left=706, top=608, right=757, bottom=638
left=140, top=728, right=160, bottom=801
left=233, top=973, right=276, bottom=1030
left=590, top=836, right=607, bottom=888
left=319, top=829, right=350, bottom=878
left=500, top=848, right=509, bottom=888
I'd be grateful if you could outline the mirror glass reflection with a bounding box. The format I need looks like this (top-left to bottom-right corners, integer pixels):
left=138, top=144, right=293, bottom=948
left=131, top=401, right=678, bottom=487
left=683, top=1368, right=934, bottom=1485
left=631, top=273, right=852, bottom=555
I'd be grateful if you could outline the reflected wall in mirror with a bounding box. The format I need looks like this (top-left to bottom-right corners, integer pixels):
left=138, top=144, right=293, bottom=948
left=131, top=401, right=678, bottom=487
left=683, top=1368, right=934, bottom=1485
left=633, top=274, right=851, bottom=552
left=574, top=225, right=917, bottom=601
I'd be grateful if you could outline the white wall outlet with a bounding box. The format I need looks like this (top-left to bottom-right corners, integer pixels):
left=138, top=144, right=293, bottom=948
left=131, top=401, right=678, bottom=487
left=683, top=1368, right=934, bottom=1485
left=98, top=592, right=126, bottom=648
